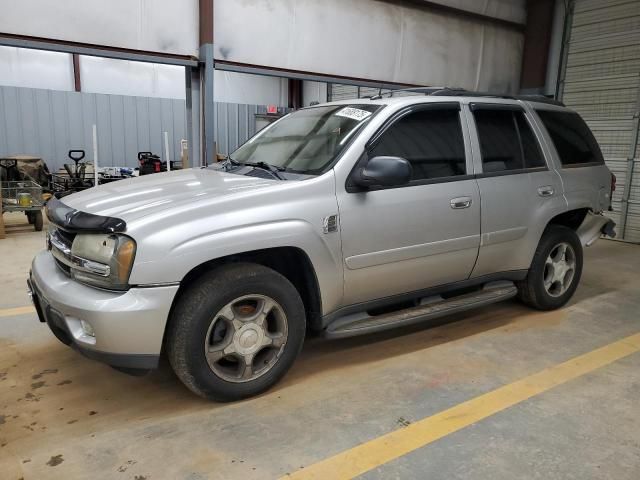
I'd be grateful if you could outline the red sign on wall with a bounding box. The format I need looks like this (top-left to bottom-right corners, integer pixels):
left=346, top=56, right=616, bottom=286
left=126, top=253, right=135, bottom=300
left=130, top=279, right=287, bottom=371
left=267, top=104, right=278, bottom=114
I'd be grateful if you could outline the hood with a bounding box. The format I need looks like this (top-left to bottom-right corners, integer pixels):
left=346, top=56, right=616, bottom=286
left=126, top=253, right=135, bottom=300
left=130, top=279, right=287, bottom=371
left=61, top=168, right=278, bottom=223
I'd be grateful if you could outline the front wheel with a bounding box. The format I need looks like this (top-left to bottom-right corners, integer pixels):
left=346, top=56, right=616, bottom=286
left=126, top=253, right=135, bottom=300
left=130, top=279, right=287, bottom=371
left=517, top=225, right=583, bottom=310
left=166, top=263, right=306, bottom=401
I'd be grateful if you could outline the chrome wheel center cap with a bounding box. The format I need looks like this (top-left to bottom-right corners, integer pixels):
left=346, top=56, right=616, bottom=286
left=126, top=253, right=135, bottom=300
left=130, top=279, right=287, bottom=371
left=234, top=324, right=264, bottom=354
left=240, top=330, right=258, bottom=348
left=555, top=262, right=568, bottom=279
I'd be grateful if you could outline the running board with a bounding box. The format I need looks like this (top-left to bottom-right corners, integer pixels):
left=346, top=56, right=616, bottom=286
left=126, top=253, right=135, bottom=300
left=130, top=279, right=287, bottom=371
left=325, top=281, right=518, bottom=339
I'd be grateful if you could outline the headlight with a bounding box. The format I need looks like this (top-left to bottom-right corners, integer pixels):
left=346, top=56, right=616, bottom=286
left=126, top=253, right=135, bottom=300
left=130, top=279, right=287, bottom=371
left=70, top=234, right=136, bottom=290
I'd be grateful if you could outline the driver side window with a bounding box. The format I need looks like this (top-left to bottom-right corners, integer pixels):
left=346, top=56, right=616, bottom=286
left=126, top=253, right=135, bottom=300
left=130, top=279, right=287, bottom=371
left=370, top=107, right=467, bottom=182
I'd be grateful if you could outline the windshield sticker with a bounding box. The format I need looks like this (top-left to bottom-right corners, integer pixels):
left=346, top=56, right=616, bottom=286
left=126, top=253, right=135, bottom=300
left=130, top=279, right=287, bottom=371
left=335, top=107, right=372, bottom=122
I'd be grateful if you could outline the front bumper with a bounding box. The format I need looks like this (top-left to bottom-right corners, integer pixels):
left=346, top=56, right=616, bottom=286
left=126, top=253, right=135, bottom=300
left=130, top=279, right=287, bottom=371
left=29, top=251, right=179, bottom=370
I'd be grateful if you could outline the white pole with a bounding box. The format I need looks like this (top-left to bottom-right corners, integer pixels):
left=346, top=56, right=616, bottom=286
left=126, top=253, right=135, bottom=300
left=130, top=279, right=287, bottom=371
left=92, top=124, right=99, bottom=187
left=164, top=131, right=171, bottom=172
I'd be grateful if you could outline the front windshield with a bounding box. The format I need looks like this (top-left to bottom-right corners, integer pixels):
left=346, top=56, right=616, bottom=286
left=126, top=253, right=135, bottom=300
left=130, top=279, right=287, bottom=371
left=230, top=104, right=382, bottom=175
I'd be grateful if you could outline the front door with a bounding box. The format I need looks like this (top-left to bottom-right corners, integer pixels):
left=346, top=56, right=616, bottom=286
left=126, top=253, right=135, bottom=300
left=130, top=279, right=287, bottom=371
left=336, top=103, right=481, bottom=306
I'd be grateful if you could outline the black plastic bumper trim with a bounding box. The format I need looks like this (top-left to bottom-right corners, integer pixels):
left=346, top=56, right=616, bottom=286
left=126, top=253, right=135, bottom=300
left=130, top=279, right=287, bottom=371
left=73, top=346, right=159, bottom=370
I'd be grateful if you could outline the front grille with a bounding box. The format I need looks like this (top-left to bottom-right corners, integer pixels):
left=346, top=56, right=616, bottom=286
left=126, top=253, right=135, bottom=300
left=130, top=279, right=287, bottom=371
left=50, top=227, right=74, bottom=277
left=54, top=258, right=72, bottom=276
left=56, top=228, right=76, bottom=248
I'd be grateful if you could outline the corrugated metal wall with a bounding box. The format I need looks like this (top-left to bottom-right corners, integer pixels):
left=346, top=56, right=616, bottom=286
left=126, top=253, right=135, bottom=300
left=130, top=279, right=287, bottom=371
left=0, top=85, right=187, bottom=172
left=0, top=85, right=277, bottom=173
left=214, top=103, right=290, bottom=157
left=560, top=0, right=640, bottom=242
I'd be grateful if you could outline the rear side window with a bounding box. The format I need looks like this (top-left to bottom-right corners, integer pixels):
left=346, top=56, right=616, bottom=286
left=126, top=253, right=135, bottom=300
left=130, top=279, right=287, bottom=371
left=370, top=107, right=466, bottom=181
left=473, top=108, right=546, bottom=173
left=536, top=110, right=604, bottom=166
left=516, top=114, right=546, bottom=168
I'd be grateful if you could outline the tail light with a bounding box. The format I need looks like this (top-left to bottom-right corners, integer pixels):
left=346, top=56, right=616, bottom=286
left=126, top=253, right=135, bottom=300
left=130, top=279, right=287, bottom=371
left=611, top=173, right=617, bottom=193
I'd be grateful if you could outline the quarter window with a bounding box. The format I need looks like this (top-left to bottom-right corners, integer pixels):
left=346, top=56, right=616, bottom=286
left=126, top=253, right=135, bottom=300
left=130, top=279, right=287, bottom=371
left=536, top=110, right=604, bottom=166
left=370, top=107, right=466, bottom=181
left=473, top=108, right=546, bottom=173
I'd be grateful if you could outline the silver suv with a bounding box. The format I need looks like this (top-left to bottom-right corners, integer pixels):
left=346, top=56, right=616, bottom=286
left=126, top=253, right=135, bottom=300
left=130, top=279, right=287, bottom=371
left=29, top=90, right=616, bottom=401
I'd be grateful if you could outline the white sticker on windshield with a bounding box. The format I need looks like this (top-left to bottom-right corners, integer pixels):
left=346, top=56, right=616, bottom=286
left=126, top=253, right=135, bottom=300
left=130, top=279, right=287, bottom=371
left=335, top=107, right=372, bottom=122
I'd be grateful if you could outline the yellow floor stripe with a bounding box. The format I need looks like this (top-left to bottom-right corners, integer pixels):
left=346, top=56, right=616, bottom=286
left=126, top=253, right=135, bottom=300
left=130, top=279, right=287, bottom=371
left=283, top=332, right=640, bottom=480
left=0, top=305, right=35, bottom=318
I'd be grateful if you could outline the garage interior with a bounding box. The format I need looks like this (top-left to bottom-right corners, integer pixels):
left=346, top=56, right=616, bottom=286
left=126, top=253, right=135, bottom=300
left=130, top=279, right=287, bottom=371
left=1, top=0, right=639, bottom=479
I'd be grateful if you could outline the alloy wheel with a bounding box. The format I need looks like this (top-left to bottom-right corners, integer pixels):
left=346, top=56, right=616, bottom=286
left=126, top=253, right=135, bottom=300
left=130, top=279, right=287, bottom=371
left=543, top=242, right=576, bottom=297
left=204, top=294, right=288, bottom=383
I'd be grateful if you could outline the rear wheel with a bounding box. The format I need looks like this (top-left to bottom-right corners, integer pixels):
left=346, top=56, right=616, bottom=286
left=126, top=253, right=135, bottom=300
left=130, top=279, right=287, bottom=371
left=167, top=263, right=306, bottom=401
left=517, top=225, right=583, bottom=310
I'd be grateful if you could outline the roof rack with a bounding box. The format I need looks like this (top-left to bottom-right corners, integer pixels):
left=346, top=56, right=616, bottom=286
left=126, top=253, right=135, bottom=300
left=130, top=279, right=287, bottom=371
left=373, top=87, right=565, bottom=107
left=514, top=94, right=565, bottom=107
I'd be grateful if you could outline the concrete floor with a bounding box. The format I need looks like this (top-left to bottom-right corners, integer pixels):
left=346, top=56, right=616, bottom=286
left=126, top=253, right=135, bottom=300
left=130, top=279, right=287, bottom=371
left=0, top=211, right=639, bottom=479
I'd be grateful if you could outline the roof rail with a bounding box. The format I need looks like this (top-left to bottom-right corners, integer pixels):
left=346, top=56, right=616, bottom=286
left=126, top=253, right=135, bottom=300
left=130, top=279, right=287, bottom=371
left=376, top=87, right=565, bottom=106
left=513, top=94, right=565, bottom=107
left=430, top=88, right=514, bottom=100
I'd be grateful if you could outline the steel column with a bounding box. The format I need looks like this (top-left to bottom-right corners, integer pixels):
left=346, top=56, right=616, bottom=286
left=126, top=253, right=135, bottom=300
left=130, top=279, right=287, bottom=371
left=555, top=0, right=575, bottom=101
left=185, top=67, right=202, bottom=169
left=198, top=0, right=215, bottom=166
left=201, top=44, right=215, bottom=166
left=72, top=53, right=81, bottom=92
left=519, top=0, right=555, bottom=94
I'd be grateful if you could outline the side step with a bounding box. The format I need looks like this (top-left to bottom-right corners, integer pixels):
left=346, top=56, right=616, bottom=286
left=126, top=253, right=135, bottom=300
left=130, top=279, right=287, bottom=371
left=325, top=281, right=518, bottom=339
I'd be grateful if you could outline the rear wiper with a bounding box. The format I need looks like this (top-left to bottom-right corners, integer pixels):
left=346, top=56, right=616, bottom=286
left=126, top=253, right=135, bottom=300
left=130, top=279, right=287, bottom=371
left=244, top=161, right=286, bottom=180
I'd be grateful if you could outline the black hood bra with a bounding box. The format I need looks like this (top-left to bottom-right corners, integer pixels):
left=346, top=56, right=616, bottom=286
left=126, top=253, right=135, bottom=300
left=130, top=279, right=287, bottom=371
left=46, top=196, right=127, bottom=233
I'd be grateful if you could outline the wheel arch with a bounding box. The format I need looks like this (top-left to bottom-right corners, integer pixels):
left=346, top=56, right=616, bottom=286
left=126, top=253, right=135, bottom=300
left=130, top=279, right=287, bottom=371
left=519, top=207, right=590, bottom=273
left=545, top=207, right=590, bottom=232
left=169, top=246, right=324, bottom=333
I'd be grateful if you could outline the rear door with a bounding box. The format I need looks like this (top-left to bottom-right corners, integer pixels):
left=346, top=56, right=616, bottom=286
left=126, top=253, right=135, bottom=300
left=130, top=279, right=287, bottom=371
left=467, top=103, right=566, bottom=278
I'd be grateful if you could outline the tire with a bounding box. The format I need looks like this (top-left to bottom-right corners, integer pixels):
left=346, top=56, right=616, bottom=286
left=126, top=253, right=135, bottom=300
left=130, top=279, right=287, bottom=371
left=33, top=211, right=43, bottom=231
left=166, top=262, right=306, bottom=401
left=26, top=211, right=34, bottom=224
left=517, top=225, right=583, bottom=310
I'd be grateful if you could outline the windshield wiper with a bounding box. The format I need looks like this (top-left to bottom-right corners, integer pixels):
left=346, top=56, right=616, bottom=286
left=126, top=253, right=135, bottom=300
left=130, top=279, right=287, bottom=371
left=224, top=155, right=241, bottom=170
left=243, top=161, right=286, bottom=180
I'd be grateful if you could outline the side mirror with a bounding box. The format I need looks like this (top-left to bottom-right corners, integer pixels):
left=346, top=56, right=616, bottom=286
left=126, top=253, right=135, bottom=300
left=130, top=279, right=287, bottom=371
left=353, top=156, right=412, bottom=189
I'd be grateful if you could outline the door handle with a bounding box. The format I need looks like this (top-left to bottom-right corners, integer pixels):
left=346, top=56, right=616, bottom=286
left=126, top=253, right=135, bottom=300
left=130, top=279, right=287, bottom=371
left=450, top=197, right=472, bottom=209
left=537, top=186, right=555, bottom=197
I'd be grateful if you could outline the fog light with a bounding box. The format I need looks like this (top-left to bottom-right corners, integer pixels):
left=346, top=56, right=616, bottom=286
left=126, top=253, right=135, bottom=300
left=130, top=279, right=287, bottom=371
left=80, top=320, right=95, bottom=337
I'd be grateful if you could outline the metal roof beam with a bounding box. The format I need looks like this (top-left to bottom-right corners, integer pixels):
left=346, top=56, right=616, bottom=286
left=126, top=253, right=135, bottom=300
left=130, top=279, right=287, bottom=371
left=0, top=33, right=198, bottom=67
